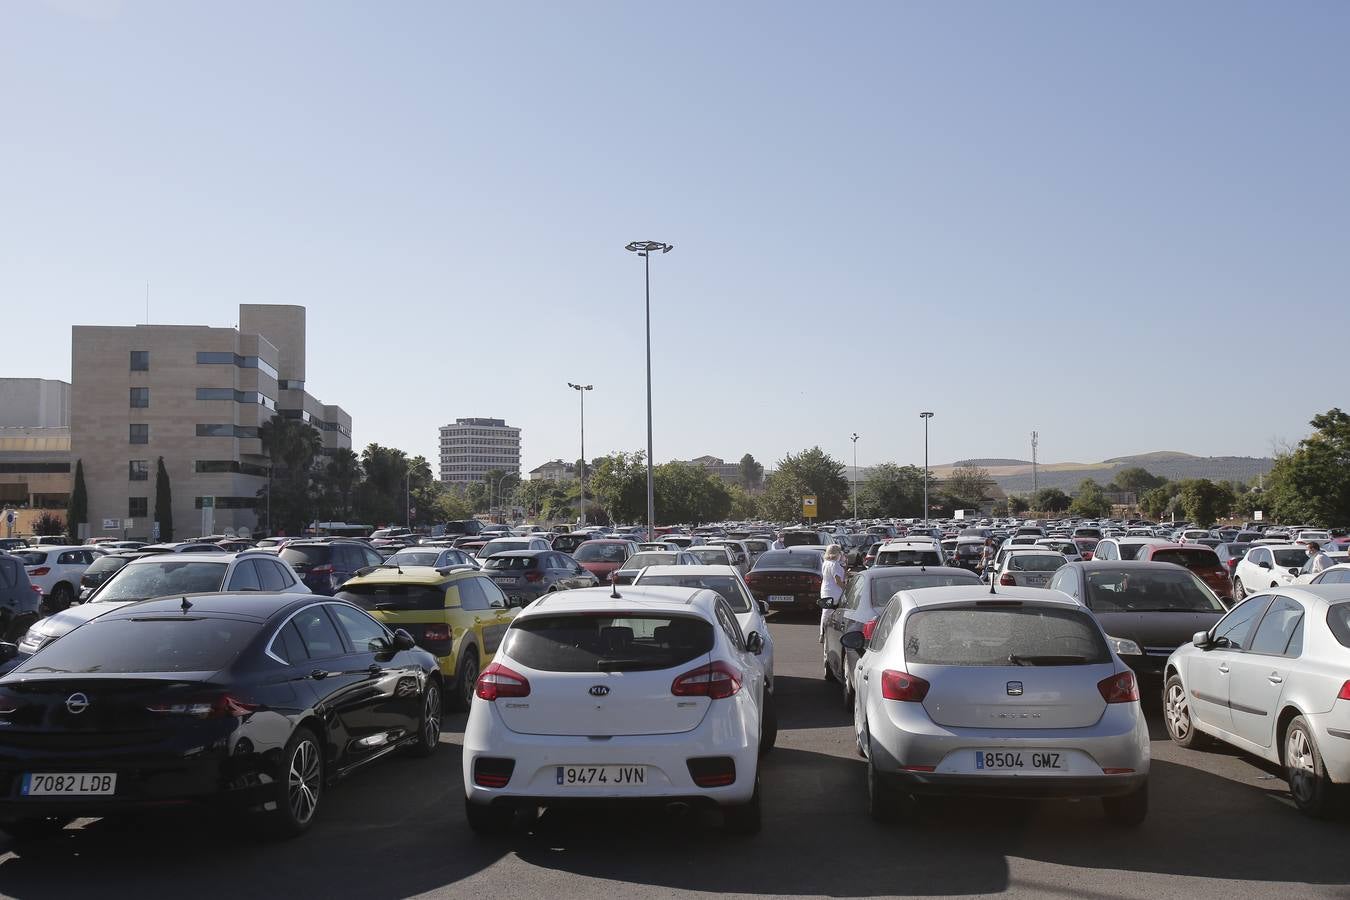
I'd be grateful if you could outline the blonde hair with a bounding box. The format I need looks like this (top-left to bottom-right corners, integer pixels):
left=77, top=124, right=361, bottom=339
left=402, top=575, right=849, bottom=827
left=824, top=545, right=842, bottom=560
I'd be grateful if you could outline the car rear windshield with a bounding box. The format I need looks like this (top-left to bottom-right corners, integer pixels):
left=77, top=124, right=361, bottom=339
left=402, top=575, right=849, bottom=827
left=96, top=561, right=228, bottom=602
left=573, top=542, right=629, bottom=563
left=781, top=533, right=820, bottom=547
left=280, top=546, right=331, bottom=568
left=1083, top=569, right=1224, bottom=613
left=753, top=551, right=821, bottom=570
left=869, top=571, right=981, bottom=605
left=688, top=548, right=731, bottom=564
left=502, top=614, right=714, bottom=672
left=1327, top=605, right=1350, bottom=648
left=1007, top=554, right=1065, bottom=572
left=551, top=535, right=589, bottom=553
left=12, top=551, right=47, bottom=566
left=388, top=551, right=443, bottom=567
left=634, top=575, right=752, bottom=613
left=1152, top=549, right=1221, bottom=569
left=337, top=583, right=448, bottom=611
left=624, top=552, right=676, bottom=570
left=83, top=555, right=131, bottom=577
left=877, top=550, right=942, bottom=567
left=16, top=616, right=262, bottom=674
left=482, top=556, right=537, bottom=571
left=480, top=540, right=529, bottom=557
left=904, top=607, right=1110, bottom=666
left=1274, top=549, right=1310, bottom=567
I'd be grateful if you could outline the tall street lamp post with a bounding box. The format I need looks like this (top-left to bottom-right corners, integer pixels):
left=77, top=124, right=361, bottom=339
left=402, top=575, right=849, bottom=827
left=850, top=433, right=859, bottom=520
left=625, top=240, right=673, bottom=540
left=920, top=412, right=935, bottom=526
left=568, top=383, right=593, bottom=527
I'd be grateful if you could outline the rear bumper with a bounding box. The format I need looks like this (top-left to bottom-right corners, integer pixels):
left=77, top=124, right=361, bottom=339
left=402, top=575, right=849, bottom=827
left=883, top=770, right=1147, bottom=799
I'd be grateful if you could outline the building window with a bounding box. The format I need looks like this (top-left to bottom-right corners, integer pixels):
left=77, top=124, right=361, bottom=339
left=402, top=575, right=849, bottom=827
left=193, top=496, right=257, bottom=510
left=129, top=460, right=149, bottom=482
left=195, top=351, right=279, bottom=380
left=278, top=379, right=305, bottom=391
left=130, top=351, right=149, bottom=371
left=195, top=460, right=269, bottom=477
left=130, top=387, right=150, bottom=408
left=128, top=497, right=148, bottom=518
left=195, top=424, right=259, bottom=438
left=130, top=424, right=149, bottom=444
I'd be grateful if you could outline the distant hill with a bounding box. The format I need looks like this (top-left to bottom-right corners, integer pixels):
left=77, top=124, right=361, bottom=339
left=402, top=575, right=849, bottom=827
left=952, top=458, right=1033, bottom=467
left=1102, top=451, right=1198, bottom=465
left=934, top=451, right=1274, bottom=495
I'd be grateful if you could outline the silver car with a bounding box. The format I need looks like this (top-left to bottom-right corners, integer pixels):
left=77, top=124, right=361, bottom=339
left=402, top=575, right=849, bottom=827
left=995, top=550, right=1067, bottom=588
left=1163, top=585, right=1350, bottom=818
left=846, top=586, right=1150, bottom=825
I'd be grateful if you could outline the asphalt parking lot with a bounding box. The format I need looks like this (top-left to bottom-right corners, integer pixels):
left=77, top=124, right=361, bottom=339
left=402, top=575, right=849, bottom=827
left=1, top=614, right=1348, bottom=900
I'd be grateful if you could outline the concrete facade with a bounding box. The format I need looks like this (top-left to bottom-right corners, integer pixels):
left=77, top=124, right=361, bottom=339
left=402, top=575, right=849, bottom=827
left=70, top=305, right=350, bottom=540
left=528, top=460, right=575, bottom=482
left=0, top=378, right=70, bottom=428
left=439, top=418, right=521, bottom=484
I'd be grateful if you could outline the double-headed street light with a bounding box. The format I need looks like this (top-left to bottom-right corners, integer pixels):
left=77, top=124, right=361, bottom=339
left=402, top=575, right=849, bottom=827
left=568, top=383, right=593, bottom=527
left=850, top=433, right=859, bottom=520
left=920, top=412, right=934, bottom=526
left=625, top=240, right=673, bottom=540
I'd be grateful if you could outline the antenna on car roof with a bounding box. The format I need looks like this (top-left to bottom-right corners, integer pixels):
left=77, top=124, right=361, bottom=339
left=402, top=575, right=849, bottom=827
left=180, top=596, right=193, bottom=612
left=610, top=580, right=622, bottom=599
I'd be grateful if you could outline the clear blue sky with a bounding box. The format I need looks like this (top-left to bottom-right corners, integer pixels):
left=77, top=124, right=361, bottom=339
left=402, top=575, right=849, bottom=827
left=3, top=1, right=1347, bottom=473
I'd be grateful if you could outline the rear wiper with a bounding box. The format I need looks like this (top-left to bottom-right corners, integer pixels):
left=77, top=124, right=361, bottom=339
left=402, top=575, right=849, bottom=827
left=1008, top=654, right=1093, bottom=666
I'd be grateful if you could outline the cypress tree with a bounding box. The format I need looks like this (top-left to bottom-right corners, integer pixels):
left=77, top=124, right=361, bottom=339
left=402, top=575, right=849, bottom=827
left=155, top=457, right=174, bottom=542
left=66, top=459, right=88, bottom=539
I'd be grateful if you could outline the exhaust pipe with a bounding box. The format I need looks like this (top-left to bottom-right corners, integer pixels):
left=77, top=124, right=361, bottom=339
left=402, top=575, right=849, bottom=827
left=665, top=801, right=691, bottom=815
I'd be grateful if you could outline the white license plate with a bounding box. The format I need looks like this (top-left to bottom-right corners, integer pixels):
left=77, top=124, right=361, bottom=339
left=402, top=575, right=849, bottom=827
left=555, top=765, right=647, bottom=787
left=768, top=594, right=795, bottom=604
left=491, top=576, right=516, bottom=583
left=22, top=772, right=117, bottom=796
left=973, top=750, right=1063, bottom=771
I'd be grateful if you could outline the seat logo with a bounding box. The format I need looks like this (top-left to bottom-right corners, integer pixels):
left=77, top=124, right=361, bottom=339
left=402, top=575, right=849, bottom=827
left=65, top=692, right=90, bottom=714
left=1006, top=682, right=1024, bottom=696
left=588, top=685, right=610, bottom=697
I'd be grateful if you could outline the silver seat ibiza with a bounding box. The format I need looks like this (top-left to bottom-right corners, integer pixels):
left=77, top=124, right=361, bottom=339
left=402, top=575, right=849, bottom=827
left=846, top=586, right=1150, bottom=825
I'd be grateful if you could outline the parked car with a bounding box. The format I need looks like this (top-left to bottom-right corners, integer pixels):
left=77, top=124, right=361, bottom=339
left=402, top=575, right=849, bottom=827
left=572, top=539, right=638, bottom=583
left=1233, top=544, right=1312, bottom=600
left=476, top=537, right=552, bottom=560
left=0, top=554, right=41, bottom=642
left=1035, top=538, right=1084, bottom=563
left=1215, top=542, right=1252, bottom=581
left=337, top=565, right=519, bottom=711
left=995, top=550, right=1068, bottom=587
left=551, top=531, right=603, bottom=555
left=611, top=550, right=699, bottom=586
left=875, top=540, right=944, bottom=568
left=847, top=586, right=1149, bottom=825
left=1304, top=563, right=1350, bottom=585
left=1163, top=585, right=1350, bottom=817
left=744, top=548, right=825, bottom=612
left=480, top=550, right=598, bottom=602
left=10, top=546, right=95, bottom=613
left=76, top=550, right=152, bottom=601
left=1049, top=561, right=1228, bottom=680
left=280, top=540, right=385, bottom=595
left=0, top=594, right=441, bottom=840
left=461, top=586, right=772, bottom=834
left=1135, top=543, right=1233, bottom=601
left=820, top=566, right=982, bottom=709
left=706, top=540, right=753, bottom=574
left=385, top=546, right=478, bottom=570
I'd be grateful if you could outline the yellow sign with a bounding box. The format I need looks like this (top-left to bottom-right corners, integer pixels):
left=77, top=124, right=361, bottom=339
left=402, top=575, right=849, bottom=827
left=802, top=495, right=818, bottom=518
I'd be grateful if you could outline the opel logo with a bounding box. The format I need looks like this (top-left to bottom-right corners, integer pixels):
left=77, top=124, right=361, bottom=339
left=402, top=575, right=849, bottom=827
left=588, top=685, right=610, bottom=697
left=65, top=693, right=90, bottom=715
left=1007, top=681, right=1024, bottom=696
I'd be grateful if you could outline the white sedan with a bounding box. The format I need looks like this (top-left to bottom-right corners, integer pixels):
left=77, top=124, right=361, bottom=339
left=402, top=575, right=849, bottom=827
left=1234, top=544, right=1310, bottom=598
left=462, top=586, right=772, bottom=834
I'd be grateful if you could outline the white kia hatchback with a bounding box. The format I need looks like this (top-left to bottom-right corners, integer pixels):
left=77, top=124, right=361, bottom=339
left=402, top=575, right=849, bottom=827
left=462, top=586, right=771, bottom=834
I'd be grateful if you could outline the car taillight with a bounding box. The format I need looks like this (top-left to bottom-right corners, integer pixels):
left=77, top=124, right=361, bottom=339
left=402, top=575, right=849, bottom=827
left=309, top=564, right=334, bottom=576
left=146, top=693, right=259, bottom=718
left=1098, top=671, right=1139, bottom=704
left=880, top=670, right=929, bottom=702
left=30, top=585, right=42, bottom=594
left=423, top=624, right=450, bottom=642
left=27, top=567, right=49, bottom=577
left=1337, top=680, right=1350, bottom=701
left=475, top=662, right=530, bottom=701
left=744, top=573, right=759, bottom=586
left=861, top=618, right=879, bottom=641
left=524, top=570, right=544, bottom=582
left=686, top=756, right=736, bottom=787
left=671, top=661, right=742, bottom=700
left=473, top=757, right=515, bottom=788
left=999, top=573, right=1016, bottom=586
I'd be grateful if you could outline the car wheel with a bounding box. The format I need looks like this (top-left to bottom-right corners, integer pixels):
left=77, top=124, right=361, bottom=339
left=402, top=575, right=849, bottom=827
left=1232, top=577, right=1245, bottom=601
left=722, top=775, right=762, bottom=835
left=867, top=753, right=902, bottom=824
left=407, top=679, right=442, bottom=758
left=841, top=661, right=855, bottom=712
left=759, top=689, right=778, bottom=756
left=1102, top=782, right=1148, bottom=826
left=1286, top=716, right=1337, bottom=818
left=265, top=727, right=324, bottom=839
left=0, top=816, right=71, bottom=841
left=48, top=582, right=74, bottom=613
left=450, top=649, right=479, bottom=713
left=464, top=797, right=514, bottom=836
left=823, top=649, right=837, bottom=683
left=1163, top=675, right=1210, bottom=749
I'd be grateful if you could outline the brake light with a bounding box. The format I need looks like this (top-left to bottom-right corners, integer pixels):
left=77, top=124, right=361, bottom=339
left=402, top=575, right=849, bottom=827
left=671, top=661, right=742, bottom=700
left=146, top=693, right=259, bottom=718
left=1098, top=671, right=1139, bottom=704
left=475, top=662, right=530, bottom=701
left=423, top=624, right=450, bottom=642
left=999, top=573, right=1016, bottom=586
left=473, top=757, right=515, bottom=788
left=309, top=564, right=334, bottom=576
left=881, top=670, right=929, bottom=702
left=524, top=570, right=544, bottom=582
left=27, top=567, right=50, bottom=577
left=30, top=585, right=42, bottom=595
left=687, top=756, right=736, bottom=787
left=861, top=618, right=879, bottom=641
left=1337, top=680, right=1350, bottom=701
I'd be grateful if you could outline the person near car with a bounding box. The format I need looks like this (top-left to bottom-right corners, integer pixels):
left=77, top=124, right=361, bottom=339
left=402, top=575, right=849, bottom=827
left=819, top=544, right=846, bottom=642
left=979, top=537, right=996, bottom=576
left=771, top=533, right=786, bottom=550
left=1305, top=541, right=1333, bottom=574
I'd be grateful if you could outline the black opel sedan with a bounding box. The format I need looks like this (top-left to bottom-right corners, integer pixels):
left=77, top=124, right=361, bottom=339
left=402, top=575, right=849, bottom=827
left=0, top=593, right=443, bottom=840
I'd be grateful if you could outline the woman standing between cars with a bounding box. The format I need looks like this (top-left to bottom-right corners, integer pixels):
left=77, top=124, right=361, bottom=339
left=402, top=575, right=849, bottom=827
left=819, top=544, right=846, bottom=642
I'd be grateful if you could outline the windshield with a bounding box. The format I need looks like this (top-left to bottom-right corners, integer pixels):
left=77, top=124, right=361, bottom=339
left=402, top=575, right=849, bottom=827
left=904, top=607, right=1110, bottom=666
left=1007, top=554, right=1066, bottom=572
left=624, top=552, right=678, bottom=569
left=501, top=614, right=713, bottom=672
left=82, top=555, right=130, bottom=577
left=96, top=561, right=228, bottom=602
left=479, top=539, right=529, bottom=558
left=1083, top=569, right=1225, bottom=613
left=635, top=574, right=752, bottom=613
left=16, top=616, right=260, bottom=674
left=1118, top=544, right=1148, bottom=560
left=1275, top=549, right=1311, bottom=567
left=280, top=546, right=331, bottom=569
left=483, top=556, right=537, bottom=571
left=388, top=551, right=443, bottom=567
left=753, top=551, right=822, bottom=570
left=870, top=571, right=981, bottom=605
left=688, top=548, right=731, bottom=565
left=338, top=583, right=448, bottom=611
left=1152, top=549, right=1221, bottom=570
left=574, top=542, right=629, bottom=563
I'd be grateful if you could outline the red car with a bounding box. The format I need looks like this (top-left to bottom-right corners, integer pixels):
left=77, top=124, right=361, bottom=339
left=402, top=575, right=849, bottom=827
left=1137, top=543, right=1233, bottom=600
left=1073, top=537, right=1098, bottom=561
left=571, top=539, right=638, bottom=583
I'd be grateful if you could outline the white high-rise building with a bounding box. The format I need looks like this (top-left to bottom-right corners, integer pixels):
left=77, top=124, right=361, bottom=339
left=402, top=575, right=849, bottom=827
left=438, top=418, right=521, bottom=484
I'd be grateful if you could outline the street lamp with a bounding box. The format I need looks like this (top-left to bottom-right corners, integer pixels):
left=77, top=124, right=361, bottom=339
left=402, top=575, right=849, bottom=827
left=920, top=412, right=934, bottom=526
left=568, top=383, right=593, bottom=527
left=850, top=433, right=859, bottom=520
left=625, top=240, right=673, bottom=540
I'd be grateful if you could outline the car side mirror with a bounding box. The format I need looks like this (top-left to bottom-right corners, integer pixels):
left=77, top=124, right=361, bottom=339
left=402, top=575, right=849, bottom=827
left=1258, top=561, right=1271, bottom=570
left=1289, top=567, right=1301, bottom=576
left=1192, top=630, right=1210, bottom=648
left=758, top=600, right=769, bottom=615
left=746, top=631, right=765, bottom=654
left=840, top=631, right=866, bottom=653
left=391, top=629, right=417, bottom=651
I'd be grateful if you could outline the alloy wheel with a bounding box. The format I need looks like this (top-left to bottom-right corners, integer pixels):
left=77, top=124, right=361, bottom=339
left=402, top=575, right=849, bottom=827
left=1286, top=728, right=1316, bottom=804
left=1164, top=683, right=1190, bottom=739
left=288, top=738, right=321, bottom=826
left=423, top=683, right=442, bottom=746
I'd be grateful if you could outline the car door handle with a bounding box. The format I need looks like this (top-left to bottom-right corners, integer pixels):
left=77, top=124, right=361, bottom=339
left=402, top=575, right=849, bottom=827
left=862, top=673, right=869, bottom=682
left=1218, top=663, right=1229, bottom=674
left=1268, top=673, right=1283, bottom=684
left=310, top=669, right=329, bottom=680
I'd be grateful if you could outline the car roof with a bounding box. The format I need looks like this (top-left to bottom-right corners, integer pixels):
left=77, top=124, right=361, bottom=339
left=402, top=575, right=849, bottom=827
left=97, top=592, right=321, bottom=622
left=485, top=549, right=549, bottom=558
left=341, top=564, right=476, bottom=586
left=856, top=565, right=978, bottom=582
left=18, top=545, right=85, bottom=553
left=1272, top=584, right=1350, bottom=609
left=636, top=564, right=740, bottom=577
left=897, top=585, right=1081, bottom=609
left=523, top=585, right=721, bottom=615
left=121, top=552, right=253, bottom=567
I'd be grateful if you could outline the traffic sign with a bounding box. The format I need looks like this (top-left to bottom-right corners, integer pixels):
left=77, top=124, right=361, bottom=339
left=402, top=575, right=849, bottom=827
left=802, top=495, right=818, bottom=519
left=102, top=518, right=121, bottom=530
left=4, top=509, right=14, bottom=527
left=1254, top=510, right=1264, bottom=521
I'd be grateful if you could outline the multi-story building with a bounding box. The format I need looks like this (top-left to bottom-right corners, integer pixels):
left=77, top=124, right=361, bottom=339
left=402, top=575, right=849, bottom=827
left=528, top=460, right=576, bottom=482
left=675, top=455, right=744, bottom=487
left=70, top=304, right=351, bottom=540
left=0, top=378, right=73, bottom=536
left=439, top=418, right=521, bottom=484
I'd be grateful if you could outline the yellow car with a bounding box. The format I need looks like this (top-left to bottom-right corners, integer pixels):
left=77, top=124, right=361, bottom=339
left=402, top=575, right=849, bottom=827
left=335, top=565, right=520, bottom=711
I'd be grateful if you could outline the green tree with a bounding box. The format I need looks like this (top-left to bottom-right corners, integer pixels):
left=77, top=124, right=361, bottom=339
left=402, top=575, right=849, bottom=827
left=353, top=443, right=409, bottom=525
left=258, top=415, right=321, bottom=535
left=1266, top=408, right=1350, bottom=526
left=1140, top=483, right=1183, bottom=520
left=738, top=454, right=764, bottom=491
left=727, top=484, right=761, bottom=520
left=945, top=464, right=991, bottom=507
left=1108, top=467, right=1167, bottom=496
left=1008, top=495, right=1030, bottom=515
left=1069, top=479, right=1112, bottom=518
left=653, top=463, right=731, bottom=525
left=33, top=512, right=64, bottom=537
left=154, top=457, right=174, bottom=541
left=66, top=459, right=88, bottom=539
left=860, top=463, right=925, bottom=518
left=1179, top=479, right=1236, bottom=527
left=1032, top=487, right=1071, bottom=513
left=588, top=452, right=648, bottom=524
left=761, top=447, right=849, bottom=521
left=314, top=448, right=360, bottom=522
